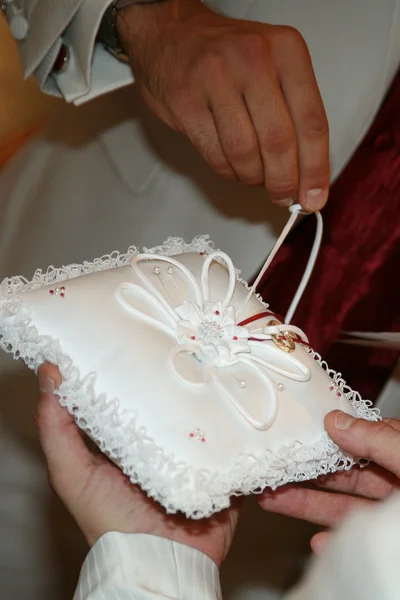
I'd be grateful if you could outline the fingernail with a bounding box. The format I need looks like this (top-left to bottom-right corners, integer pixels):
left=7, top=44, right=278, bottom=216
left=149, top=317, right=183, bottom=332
left=311, top=534, right=330, bottom=555
left=275, top=198, right=294, bottom=208
left=335, top=411, right=356, bottom=431
left=39, top=377, right=56, bottom=395
left=305, top=188, right=327, bottom=211
left=261, top=489, right=274, bottom=499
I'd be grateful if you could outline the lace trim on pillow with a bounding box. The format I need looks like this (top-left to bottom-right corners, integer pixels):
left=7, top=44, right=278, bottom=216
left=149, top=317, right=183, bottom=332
left=0, top=237, right=380, bottom=519
left=306, top=348, right=380, bottom=421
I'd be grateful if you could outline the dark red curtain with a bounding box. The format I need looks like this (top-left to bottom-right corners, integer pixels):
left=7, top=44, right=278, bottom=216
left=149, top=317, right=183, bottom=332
left=258, top=71, right=400, bottom=401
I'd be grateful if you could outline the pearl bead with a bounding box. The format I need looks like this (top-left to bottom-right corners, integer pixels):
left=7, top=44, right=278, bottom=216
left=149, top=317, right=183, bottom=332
left=167, top=266, right=175, bottom=274
left=153, top=266, right=161, bottom=275
left=239, top=380, right=247, bottom=389
left=277, top=383, right=284, bottom=392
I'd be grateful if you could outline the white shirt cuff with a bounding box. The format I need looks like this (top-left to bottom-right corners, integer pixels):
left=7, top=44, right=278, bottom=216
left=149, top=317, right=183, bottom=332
left=54, top=0, right=133, bottom=104
left=73, top=532, right=222, bottom=600
left=73, top=44, right=133, bottom=106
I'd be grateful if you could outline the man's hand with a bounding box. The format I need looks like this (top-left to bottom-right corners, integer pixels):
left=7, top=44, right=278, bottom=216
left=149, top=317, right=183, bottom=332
left=36, top=363, right=239, bottom=567
left=118, top=0, right=329, bottom=211
left=259, top=411, right=400, bottom=553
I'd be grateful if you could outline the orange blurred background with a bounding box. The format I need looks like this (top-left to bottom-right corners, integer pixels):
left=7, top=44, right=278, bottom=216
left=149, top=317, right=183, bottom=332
left=0, top=13, right=59, bottom=167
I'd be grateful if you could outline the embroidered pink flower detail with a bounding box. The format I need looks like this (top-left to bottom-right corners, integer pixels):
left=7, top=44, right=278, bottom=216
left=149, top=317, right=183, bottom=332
left=49, top=286, right=66, bottom=298
left=189, top=428, right=206, bottom=443
left=329, top=382, right=342, bottom=397
left=175, top=301, right=250, bottom=367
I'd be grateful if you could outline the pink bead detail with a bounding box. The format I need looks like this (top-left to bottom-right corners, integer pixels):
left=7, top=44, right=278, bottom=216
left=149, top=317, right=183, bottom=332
left=190, top=428, right=206, bottom=443
left=191, top=336, right=196, bottom=340
left=49, top=286, right=65, bottom=297
left=233, top=336, right=238, bottom=341
left=329, top=382, right=342, bottom=396
left=215, top=310, right=220, bottom=315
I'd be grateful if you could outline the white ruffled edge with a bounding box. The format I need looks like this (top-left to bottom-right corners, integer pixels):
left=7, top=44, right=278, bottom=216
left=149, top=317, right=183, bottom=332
left=0, top=236, right=380, bottom=519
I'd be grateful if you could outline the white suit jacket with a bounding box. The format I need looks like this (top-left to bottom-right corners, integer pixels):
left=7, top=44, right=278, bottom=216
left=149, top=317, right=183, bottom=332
left=73, top=493, right=400, bottom=600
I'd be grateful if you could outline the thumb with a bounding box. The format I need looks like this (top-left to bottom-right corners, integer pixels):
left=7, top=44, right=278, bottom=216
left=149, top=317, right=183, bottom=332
left=36, top=363, right=93, bottom=495
left=326, top=411, right=400, bottom=479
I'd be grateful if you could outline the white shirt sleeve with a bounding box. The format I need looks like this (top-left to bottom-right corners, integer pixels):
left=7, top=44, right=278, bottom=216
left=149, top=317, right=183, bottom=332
left=5, top=0, right=210, bottom=105
left=3, top=0, right=132, bottom=102
left=2, top=0, right=86, bottom=95
left=73, top=532, right=222, bottom=600
left=54, top=0, right=133, bottom=105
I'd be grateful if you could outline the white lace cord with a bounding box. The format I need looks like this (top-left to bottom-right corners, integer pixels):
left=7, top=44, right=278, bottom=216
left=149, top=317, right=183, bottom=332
left=241, top=205, right=323, bottom=325
left=285, top=209, right=323, bottom=324
left=131, top=253, right=204, bottom=308
left=211, top=357, right=278, bottom=430
left=201, top=251, right=236, bottom=308
left=115, top=282, right=178, bottom=334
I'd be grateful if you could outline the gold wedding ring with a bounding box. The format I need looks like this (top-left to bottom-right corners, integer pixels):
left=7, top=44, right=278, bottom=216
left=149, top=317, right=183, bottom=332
left=269, top=319, right=296, bottom=353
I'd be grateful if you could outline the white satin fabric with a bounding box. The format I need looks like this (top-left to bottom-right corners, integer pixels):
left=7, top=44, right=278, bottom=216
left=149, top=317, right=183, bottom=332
left=0, top=1, right=399, bottom=599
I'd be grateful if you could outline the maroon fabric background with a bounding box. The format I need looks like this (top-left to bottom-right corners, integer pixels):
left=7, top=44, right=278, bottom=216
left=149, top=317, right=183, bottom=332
left=257, top=71, right=400, bottom=402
